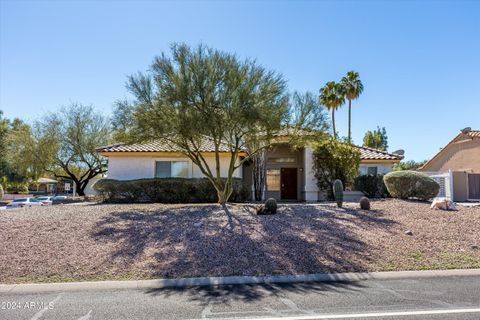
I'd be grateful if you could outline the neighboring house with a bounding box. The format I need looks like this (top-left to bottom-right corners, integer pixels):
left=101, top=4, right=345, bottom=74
left=357, top=146, right=404, bottom=175
left=419, top=128, right=480, bottom=201
left=29, top=177, right=58, bottom=193
left=97, top=136, right=403, bottom=202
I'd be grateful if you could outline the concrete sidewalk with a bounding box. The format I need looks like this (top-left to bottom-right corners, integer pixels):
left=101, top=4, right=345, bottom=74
left=2, top=269, right=480, bottom=294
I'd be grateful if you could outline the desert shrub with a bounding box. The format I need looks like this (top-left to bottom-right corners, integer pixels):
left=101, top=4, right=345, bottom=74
left=383, top=171, right=440, bottom=201
left=93, top=178, right=250, bottom=203
left=312, top=139, right=361, bottom=199
left=7, top=183, right=29, bottom=194
left=354, top=174, right=390, bottom=198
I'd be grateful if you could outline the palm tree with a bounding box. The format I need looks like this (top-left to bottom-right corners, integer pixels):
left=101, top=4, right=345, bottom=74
left=341, top=71, right=364, bottom=144
left=319, top=81, right=345, bottom=140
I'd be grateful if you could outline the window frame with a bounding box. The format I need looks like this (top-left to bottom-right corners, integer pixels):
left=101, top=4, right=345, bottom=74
left=266, top=169, right=281, bottom=191
left=359, top=165, right=379, bottom=175
left=154, top=159, right=190, bottom=178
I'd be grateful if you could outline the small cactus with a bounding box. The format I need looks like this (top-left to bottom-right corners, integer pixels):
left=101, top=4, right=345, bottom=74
left=333, top=179, right=343, bottom=207
left=264, top=198, right=277, bottom=214
left=257, top=198, right=278, bottom=215
left=359, top=196, right=370, bottom=210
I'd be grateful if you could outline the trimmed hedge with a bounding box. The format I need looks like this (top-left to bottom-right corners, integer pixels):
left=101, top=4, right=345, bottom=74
left=383, top=171, right=440, bottom=201
left=93, top=178, right=250, bottom=203
left=354, top=174, right=390, bottom=198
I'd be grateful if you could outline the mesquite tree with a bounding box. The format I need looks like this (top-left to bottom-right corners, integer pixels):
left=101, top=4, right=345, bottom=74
left=33, top=104, right=111, bottom=196
left=118, top=44, right=288, bottom=204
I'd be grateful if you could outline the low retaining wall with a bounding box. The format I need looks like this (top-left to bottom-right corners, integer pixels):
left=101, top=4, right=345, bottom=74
left=344, top=191, right=365, bottom=202
left=2, top=194, right=34, bottom=201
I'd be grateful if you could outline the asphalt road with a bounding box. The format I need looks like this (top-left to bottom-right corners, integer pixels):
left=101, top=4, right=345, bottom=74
left=1, top=275, right=479, bottom=320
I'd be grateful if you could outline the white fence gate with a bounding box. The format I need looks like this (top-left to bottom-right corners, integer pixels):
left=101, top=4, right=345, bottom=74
left=423, top=171, right=453, bottom=200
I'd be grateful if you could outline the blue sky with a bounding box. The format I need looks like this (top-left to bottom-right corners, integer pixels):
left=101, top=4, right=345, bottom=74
left=1, top=0, right=479, bottom=161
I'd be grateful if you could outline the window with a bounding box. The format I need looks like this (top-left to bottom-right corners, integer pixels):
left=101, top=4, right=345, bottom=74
left=268, top=157, right=296, bottom=163
left=359, top=166, right=378, bottom=175
left=155, top=161, right=189, bottom=178
left=367, top=166, right=378, bottom=174
left=266, top=169, right=280, bottom=191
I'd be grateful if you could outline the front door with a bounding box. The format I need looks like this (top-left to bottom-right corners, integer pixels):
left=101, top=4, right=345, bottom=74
left=281, top=168, right=297, bottom=200
left=468, top=173, right=480, bottom=200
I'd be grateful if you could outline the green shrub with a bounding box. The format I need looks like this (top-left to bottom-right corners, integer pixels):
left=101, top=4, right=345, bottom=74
left=383, top=171, right=439, bottom=201
left=93, top=178, right=250, bottom=203
left=7, top=183, right=29, bottom=194
left=0, top=184, right=3, bottom=201
left=354, top=174, right=390, bottom=198
left=312, top=139, right=361, bottom=200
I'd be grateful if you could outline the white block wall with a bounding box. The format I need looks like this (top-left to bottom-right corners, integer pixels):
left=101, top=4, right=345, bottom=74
left=304, top=147, right=320, bottom=201
left=106, top=155, right=242, bottom=180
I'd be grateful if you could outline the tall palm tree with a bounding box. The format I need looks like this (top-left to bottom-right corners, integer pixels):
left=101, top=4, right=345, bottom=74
left=341, top=71, right=364, bottom=144
left=319, top=81, right=345, bottom=140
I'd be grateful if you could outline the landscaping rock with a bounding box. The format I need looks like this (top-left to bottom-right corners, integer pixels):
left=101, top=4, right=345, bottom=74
left=193, top=222, right=203, bottom=228
left=431, top=198, right=456, bottom=211
left=256, top=205, right=267, bottom=215
left=405, top=230, right=413, bottom=236
left=1, top=199, right=480, bottom=283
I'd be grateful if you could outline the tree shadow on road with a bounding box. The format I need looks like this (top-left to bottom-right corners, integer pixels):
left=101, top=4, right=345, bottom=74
left=143, top=281, right=366, bottom=305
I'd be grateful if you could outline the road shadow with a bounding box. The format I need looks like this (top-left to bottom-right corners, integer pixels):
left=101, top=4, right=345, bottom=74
left=91, top=203, right=398, bottom=292
left=143, top=281, right=365, bottom=304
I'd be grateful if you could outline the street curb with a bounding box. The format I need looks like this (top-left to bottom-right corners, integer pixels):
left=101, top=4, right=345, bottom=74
left=1, top=269, right=480, bottom=294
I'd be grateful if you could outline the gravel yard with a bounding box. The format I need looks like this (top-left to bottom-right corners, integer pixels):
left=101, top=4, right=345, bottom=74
left=0, top=199, right=479, bottom=283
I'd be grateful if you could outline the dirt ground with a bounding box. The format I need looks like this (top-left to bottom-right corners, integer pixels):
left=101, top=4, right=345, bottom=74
left=0, top=199, right=479, bottom=283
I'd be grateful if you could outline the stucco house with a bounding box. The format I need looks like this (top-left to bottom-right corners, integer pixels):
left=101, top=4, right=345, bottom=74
left=96, top=136, right=403, bottom=202
left=419, top=128, right=480, bottom=201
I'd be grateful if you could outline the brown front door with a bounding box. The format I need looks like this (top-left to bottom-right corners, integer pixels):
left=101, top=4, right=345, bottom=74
left=468, top=173, right=480, bottom=200
left=281, top=168, right=297, bottom=200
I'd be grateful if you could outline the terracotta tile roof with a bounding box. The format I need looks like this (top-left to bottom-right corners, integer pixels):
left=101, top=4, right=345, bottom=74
left=354, top=145, right=404, bottom=161
left=96, top=137, right=233, bottom=153
left=465, top=130, right=480, bottom=139
left=98, top=137, right=402, bottom=161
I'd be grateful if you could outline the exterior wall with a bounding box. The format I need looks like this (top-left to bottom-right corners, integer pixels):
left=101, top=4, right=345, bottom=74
left=359, top=163, right=394, bottom=175
left=452, top=171, right=469, bottom=202
left=84, top=175, right=102, bottom=196
left=421, top=138, right=480, bottom=172
left=304, top=147, right=320, bottom=202
left=106, top=154, right=242, bottom=180
left=241, top=161, right=254, bottom=200
left=264, top=144, right=305, bottom=201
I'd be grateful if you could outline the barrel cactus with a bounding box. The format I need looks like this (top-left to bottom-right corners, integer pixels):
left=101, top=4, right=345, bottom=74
left=264, top=198, right=277, bottom=214
left=359, top=196, right=370, bottom=210
left=257, top=198, right=278, bottom=215
left=332, top=179, right=343, bottom=207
